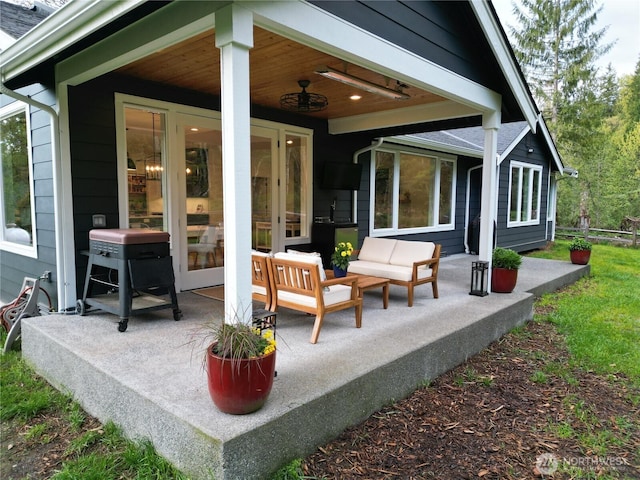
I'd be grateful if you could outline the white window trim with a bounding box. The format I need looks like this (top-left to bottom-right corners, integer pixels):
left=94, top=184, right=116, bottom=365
left=0, top=101, right=38, bottom=258
left=507, top=161, right=542, bottom=227
left=369, top=146, right=457, bottom=236
left=114, top=93, right=314, bottom=249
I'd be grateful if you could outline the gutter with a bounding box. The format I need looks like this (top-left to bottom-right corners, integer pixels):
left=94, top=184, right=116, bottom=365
left=1, top=0, right=144, bottom=85
left=1, top=81, right=66, bottom=313
left=352, top=138, right=384, bottom=225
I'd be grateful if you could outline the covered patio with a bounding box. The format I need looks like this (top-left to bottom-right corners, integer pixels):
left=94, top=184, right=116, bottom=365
left=21, top=255, right=589, bottom=480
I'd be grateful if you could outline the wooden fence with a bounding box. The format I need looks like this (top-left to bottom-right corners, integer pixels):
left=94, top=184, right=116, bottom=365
left=555, top=226, right=638, bottom=246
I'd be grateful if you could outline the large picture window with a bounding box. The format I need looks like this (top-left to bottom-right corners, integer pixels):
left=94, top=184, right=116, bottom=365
left=508, top=161, right=542, bottom=227
left=371, top=148, right=456, bottom=234
left=0, top=102, right=36, bottom=256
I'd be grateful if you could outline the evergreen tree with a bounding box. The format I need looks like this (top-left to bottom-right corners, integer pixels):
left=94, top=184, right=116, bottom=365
left=507, top=0, right=622, bottom=229
left=509, top=0, right=612, bottom=130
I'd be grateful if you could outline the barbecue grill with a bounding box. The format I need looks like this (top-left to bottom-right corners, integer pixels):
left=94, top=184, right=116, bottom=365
left=76, top=228, right=182, bottom=332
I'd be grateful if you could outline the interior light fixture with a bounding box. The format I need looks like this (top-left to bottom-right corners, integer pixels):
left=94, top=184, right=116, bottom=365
left=315, top=65, right=410, bottom=100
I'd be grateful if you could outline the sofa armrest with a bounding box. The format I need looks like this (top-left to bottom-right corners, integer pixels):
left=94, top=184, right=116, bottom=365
left=410, top=244, right=441, bottom=280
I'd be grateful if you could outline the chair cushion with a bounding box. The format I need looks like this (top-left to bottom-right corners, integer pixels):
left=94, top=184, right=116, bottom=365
left=252, top=285, right=267, bottom=296
left=357, top=237, right=397, bottom=264
left=389, top=240, right=435, bottom=267
left=251, top=249, right=271, bottom=257
left=278, top=284, right=352, bottom=308
left=275, top=251, right=327, bottom=282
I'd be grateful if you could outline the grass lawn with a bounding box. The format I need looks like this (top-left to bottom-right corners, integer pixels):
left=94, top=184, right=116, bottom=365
left=528, top=241, right=640, bottom=385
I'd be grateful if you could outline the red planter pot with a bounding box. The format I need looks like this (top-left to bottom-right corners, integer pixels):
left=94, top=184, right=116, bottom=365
left=570, top=250, right=591, bottom=265
left=206, top=345, right=276, bottom=415
left=491, top=267, right=518, bottom=293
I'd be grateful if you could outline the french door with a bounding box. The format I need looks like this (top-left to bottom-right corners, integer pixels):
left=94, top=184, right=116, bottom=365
left=120, top=97, right=312, bottom=292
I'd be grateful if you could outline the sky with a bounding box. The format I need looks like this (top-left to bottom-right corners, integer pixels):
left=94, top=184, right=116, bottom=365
left=493, top=0, right=640, bottom=78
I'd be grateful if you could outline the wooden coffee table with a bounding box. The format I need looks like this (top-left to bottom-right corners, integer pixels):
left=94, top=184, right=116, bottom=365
left=325, top=271, right=390, bottom=309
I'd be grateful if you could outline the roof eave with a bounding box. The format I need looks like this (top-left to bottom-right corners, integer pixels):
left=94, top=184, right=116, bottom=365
left=0, top=0, right=146, bottom=84
left=537, top=114, right=565, bottom=173
left=469, top=0, right=539, bottom=131
left=384, top=134, right=483, bottom=158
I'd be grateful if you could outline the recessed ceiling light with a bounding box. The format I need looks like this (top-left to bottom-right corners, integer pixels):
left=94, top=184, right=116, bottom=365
left=350, top=94, right=362, bottom=101
left=190, top=127, right=199, bottom=132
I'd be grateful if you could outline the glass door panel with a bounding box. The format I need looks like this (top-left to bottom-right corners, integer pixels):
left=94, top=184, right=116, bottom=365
left=179, top=115, right=224, bottom=290
left=251, top=129, right=277, bottom=252
left=284, top=134, right=307, bottom=240
left=125, top=108, right=167, bottom=231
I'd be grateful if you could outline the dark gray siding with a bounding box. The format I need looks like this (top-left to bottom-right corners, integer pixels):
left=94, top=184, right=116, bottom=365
left=0, top=84, right=58, bottom=308
left=310, top=0, right=523, bottom=123
left=496, top=137, right=550, bottom=253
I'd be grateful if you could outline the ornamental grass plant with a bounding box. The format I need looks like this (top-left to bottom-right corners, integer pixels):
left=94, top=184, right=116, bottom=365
left=208, top=320, right=276, bottom=361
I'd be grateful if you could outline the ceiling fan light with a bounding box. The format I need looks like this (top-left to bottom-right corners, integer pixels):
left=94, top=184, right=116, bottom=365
left=280, top=80, right=328, bottom=112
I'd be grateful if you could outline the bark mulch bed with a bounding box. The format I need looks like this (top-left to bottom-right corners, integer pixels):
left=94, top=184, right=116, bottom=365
left=302, top=319, right=639, bottom=479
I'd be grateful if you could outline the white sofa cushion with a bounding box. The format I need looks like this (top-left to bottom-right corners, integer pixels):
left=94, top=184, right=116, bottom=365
left=389, top=240, right=436, bottom=268
left=277, top=284, right=352, bottom=308
left=357, top=237, right=397, bottom=264
left=348, top=260, right=432, bottom=282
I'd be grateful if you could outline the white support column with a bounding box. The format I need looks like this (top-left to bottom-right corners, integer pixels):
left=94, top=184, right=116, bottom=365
left=215, top=4, right=254, bottom=324
left=479, top=110, right=501, bottom=286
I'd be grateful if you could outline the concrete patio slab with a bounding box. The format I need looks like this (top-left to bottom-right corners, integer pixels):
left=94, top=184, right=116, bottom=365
left=21, top=255, right=589, bottom=479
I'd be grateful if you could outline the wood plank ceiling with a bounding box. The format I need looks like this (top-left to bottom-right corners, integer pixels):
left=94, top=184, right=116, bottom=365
left=115, top=27, right=445, bottom=120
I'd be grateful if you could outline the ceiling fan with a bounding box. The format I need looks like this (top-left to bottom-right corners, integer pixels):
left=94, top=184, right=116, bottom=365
left=280, top=80, right=328, bottom=112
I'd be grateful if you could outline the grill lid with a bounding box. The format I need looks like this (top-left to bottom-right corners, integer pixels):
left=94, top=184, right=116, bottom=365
left=89, top=228, right=170, bottom=245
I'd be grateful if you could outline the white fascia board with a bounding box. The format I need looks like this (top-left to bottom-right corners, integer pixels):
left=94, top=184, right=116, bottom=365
left=328, top=100, right=479, bottom=135
left=385, top=134, right=483, bottom=159
left=538, top=114, right=564, bottom=173
left=469, top=0, right=538, bottom=130
left=246, top=0, right=502, bottom=114
left=0, top=31, right=16, bottom=52
left=57, top=1, right=221, bottom=85
left=498, top=125, right=530, bottom=164
left=0, top=0, right=145, bottom=83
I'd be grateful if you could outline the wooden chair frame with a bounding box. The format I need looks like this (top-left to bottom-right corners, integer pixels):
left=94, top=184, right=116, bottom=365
left=251, top=254, right=274, bottom=310
left=269, top=257, right=362, bottom=344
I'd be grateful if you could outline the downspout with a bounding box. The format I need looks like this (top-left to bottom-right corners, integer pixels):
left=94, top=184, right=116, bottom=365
left=1, top=81, right=66, bottom=312
left=352, top=138, right=383, bottom=225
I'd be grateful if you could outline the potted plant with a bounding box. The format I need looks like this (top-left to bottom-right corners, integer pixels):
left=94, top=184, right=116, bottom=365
left=204, top=317, right=276, bottom=415
left=491, top=247, right=522, bottom=293
left=568, top=238, right=592, bottom=265
left=331, top=241, right=354, bottom=278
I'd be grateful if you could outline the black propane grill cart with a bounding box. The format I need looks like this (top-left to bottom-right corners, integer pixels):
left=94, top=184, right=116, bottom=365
left=77, top=228, right=182, bottom=332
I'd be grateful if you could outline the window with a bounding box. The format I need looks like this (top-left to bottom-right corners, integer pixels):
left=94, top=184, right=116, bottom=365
left=508, top=161, right=542, bottom=227
left=371, top=147, right=456, bottom=234
left=0, top=102, right=36, bottom=256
